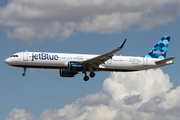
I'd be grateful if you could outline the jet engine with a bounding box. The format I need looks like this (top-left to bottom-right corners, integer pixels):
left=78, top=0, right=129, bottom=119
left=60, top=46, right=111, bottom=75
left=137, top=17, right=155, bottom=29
left=59, top=69, right=77, bottom=77
left=68, top=61, right=84, bottom=71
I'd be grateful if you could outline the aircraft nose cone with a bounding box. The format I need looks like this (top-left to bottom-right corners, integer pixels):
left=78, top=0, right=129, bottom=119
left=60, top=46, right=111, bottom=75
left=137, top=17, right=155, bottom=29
left=5, top=58, right=11, bottom=65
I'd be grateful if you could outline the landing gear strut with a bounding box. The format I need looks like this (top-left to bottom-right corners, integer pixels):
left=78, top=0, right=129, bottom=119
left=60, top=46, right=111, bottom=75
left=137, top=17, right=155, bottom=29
left=83, top=70, right=89, bottom=81
left=22, top=68, right=26, bottom=76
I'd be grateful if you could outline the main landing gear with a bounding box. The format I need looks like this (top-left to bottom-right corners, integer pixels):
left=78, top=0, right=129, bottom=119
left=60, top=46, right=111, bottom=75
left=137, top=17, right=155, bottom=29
left=84, top=76, right=89, bottom=81
left=90, top=72, right=95, bottom=78
left=83, top=71, right=95, bottom=81
left=22, top=68, right=26, bottom=76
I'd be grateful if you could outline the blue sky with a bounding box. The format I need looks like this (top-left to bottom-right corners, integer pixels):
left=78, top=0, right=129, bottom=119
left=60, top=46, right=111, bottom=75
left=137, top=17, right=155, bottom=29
left=1, top=0, right=180, bottom=120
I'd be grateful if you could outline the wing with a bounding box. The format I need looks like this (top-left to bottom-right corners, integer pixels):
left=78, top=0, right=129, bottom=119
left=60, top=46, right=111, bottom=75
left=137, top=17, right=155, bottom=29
left=83, top=39, right=127, bottom=71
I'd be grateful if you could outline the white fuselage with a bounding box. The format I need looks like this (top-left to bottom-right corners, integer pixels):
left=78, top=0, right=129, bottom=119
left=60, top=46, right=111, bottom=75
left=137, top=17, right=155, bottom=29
left=5, top=52, right=173, bottom=72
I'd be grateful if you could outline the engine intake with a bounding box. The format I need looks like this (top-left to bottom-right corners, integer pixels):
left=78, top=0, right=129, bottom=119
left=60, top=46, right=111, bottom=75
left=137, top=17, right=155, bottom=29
left=68, top=61, right=84, bottom=71
left=60, top=69, right=77, bottom=77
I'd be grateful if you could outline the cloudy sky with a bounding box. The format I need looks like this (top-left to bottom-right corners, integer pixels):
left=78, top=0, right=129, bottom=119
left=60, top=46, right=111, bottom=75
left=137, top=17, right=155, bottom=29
left=1, top=0, right=180, bottom=120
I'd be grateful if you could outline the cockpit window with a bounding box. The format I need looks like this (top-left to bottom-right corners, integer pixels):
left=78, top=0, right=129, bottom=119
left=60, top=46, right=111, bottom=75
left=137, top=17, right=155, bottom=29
left=11, top=55, right=18, bottom=57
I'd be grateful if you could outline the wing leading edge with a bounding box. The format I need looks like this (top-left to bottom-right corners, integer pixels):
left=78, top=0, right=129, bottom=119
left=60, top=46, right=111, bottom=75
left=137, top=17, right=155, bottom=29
left=83, top=39, right=127, bottom=71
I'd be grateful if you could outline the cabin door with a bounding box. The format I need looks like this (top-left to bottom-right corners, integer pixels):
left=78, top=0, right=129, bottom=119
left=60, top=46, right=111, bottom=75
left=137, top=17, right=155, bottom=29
left=23, top=52, right=28, bottom=61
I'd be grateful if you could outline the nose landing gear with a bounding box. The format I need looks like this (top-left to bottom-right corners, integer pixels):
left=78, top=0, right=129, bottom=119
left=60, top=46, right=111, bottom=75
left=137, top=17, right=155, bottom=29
left=22, top=68, right=26, bottom=76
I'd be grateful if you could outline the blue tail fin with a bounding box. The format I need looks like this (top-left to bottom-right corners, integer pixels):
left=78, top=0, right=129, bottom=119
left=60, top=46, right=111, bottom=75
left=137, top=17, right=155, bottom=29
left=144, top=36, right=170, bottom=59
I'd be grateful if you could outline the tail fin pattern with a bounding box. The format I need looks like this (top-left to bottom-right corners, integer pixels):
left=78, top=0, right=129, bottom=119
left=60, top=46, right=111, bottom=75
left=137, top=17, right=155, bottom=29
left=145, top=36, right=170, bottom=59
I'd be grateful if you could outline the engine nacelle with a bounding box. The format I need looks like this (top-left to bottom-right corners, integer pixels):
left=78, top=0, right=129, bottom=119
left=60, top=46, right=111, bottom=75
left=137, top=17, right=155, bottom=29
left=68, top=61, right=84, bottom=71
left=60, top=69, right=77, bottom=77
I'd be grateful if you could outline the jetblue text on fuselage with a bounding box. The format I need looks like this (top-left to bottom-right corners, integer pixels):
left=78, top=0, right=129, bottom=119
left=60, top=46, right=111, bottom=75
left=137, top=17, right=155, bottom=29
left=32, top=53, right=59, bottom=61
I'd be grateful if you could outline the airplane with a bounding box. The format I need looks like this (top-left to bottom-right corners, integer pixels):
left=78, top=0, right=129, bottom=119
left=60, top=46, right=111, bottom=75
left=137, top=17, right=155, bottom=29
left=5, top=36, right=175, bottom=81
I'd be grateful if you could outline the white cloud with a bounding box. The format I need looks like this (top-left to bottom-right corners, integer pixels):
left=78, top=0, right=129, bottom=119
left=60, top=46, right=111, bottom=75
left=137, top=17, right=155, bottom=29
left=6, top=68, right=180, bottom=120
left=103, top=69, right=172, bottom=104
left=159, top=86, right=180, bottom=109
left=79, top=91, right=111, bottom=106
left=7, top=26, right=35, bottom=41
left=0, top=0, right=180, bottom=41
left=81, top=105, right=118, bottom=120
left=6, top=108, right=35, bottom=120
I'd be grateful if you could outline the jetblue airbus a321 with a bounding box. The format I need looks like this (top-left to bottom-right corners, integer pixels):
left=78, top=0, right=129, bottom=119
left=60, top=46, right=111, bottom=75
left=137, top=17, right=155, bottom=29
left=5, top=36, right=175, bottom=81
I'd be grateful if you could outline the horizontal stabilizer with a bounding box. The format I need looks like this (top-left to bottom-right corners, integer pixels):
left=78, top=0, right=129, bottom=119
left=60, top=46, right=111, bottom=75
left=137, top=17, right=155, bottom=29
left=155, top=57, right=175, bottom=64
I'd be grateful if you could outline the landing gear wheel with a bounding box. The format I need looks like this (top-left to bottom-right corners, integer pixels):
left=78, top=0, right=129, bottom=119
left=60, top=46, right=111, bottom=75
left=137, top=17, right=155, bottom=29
left=90, top=72, right=95, bottom=78
left=84, top=76, right=89, bottom=81
left=22, top=73, right=26, bottom=76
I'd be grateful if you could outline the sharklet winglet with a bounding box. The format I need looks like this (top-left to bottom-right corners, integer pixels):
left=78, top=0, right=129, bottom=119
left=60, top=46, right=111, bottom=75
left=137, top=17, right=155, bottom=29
left=119, top=39, right=127, bottom=48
